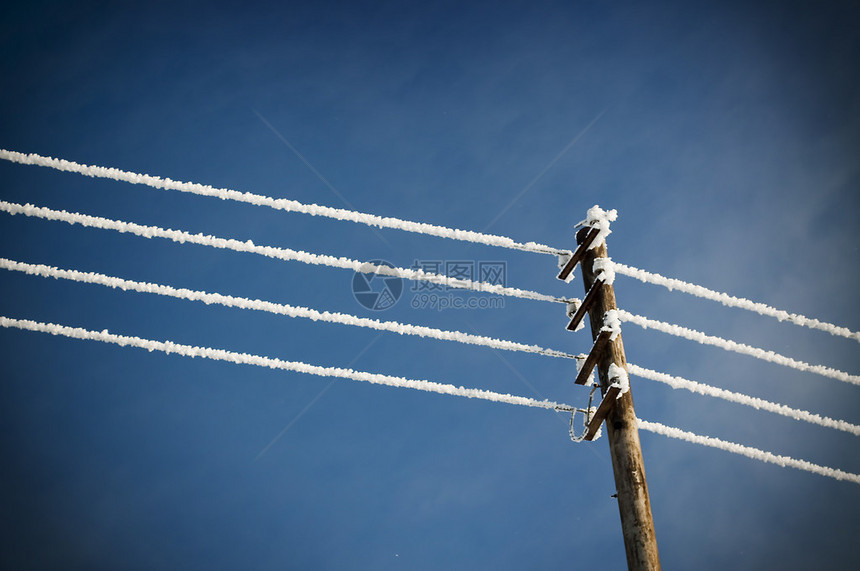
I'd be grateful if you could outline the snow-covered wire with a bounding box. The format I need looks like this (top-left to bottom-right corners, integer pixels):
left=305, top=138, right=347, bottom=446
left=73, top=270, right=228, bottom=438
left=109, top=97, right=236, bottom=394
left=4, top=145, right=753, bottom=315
left=7, top=148, right=855, bottom=346
left=0, top=149, right=566, bottom=256
left=613, top=262, right=860, bottom=343
left=637, top=418, right=860, bottom=485
left=0, top=257, right=578, bottom=360
left=8, top=149, right=854, bottom=347
left=628, top=364, right=860, bottom=436
left=617, top=309, right=860, bottom=386
left=0, top=315, right=575, bottom=412
left=0, top=200, right=574, bottom=305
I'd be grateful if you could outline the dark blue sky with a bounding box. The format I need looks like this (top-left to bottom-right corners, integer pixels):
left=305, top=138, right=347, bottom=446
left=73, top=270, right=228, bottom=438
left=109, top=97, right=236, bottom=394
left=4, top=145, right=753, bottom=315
left=1, top=1, right=858, bottom=569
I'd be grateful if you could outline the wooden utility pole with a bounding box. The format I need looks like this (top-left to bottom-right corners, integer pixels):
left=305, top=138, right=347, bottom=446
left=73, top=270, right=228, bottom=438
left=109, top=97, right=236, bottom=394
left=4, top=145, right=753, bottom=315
left=574, top=226, right=661, bottom=570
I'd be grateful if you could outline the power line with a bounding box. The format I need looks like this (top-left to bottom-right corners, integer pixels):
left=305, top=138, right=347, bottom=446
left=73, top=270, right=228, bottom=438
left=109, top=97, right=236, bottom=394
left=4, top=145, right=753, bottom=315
left=612, top=262, right=860, bottom=343
left=0, top=148, right=565, bottom=256
left=3, top=148, right=856, bottom=345
left=0, top=257, right=578, bottom=360
left=618, top=309, right=860, bottom=385
left=9, top=256, right=854, bottom=437
left=637, top=419, right=860, bottom=485
left=0, top=315, right=575, bottom=412
left=5, top=147, right=860, bottom=540
left=3, top=149, right=857, bottom=487
left=0, top=200, right=575, bottom=305
left=4, top=313, right=856, bottom=485
left=628, top=364, right=860, bottom=436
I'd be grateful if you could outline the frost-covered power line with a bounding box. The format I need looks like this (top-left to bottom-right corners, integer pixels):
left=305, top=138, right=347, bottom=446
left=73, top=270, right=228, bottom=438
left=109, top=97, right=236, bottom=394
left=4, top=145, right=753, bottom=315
left=637, top=419, right=860, bottom=485
left=0, top=148, right=566, bottom=256
left=628, top=364, right=860, bottom=436
left=0, top=257, right=577, bottom=360
left=5, top=148, right=855, bottom=345
left=3, top=313, right=856, bottom=483
left=0, top=315, right=575, bottom=411
left=613, top=262, right=860, bottom=343
left=0, top=200, right=574, bottom=305
left=618, top=309, right=860, bottom=386
left=10, top=255, right=854, bottom=434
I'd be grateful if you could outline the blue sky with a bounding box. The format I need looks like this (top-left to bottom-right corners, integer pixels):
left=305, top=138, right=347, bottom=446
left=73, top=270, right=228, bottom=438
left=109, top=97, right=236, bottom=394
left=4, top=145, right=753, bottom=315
left=1, top=1, right=858, bottom=569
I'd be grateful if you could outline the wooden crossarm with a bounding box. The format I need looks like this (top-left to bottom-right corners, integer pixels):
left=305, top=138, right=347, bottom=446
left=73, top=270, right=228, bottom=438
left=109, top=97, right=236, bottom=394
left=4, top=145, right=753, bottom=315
left=574, top=328, right=612, bottom=385
left=567, top=279, right=601, bottom=331
left=556, top=227, right=599, bottom=281
left=583, top=385, right=621, bottom=441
